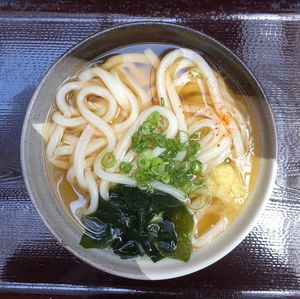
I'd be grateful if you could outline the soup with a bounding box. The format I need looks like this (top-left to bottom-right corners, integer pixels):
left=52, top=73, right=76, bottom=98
left=44, top=44, right=255, bottom=262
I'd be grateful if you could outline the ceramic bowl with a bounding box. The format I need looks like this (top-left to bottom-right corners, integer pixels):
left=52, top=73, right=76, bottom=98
left=21, top=22, right=277, bottom=280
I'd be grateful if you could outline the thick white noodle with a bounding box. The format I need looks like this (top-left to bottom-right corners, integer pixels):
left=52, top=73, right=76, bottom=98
left=174, top=58, right=194, bottom=78
left=99, top=172, right=136, bottom=187
left=165, top=74, right=188, bottom=140
left=84, top=157, right=94, bottom=168
left=218, top=78, right=236, bottom=104
left=165, top=74, right=188, bottom=161
left=55, top=145, right=74, bottom=156
left=52, top=111, right=87, bottom=127
left=183, top=104, right=201, bottom=114
left=46, top=125, right=64, bottom=160
left=157, top=49, right=209, bottom=109
left=48, top=159, right=70, bottom=170
left=79, top=67, right=130, bottom=112
left=46, top=125, right=69, bottom=169
left=80, top=85, right=117, bottom=122
left=85, top=168, right=99, bottom=214
left=121, top=62, right=149, bottom=85
left=56, top=81, right=81, bottom=117
left=118, top=66, right=151, bottom=108
left=215, top=81, right=246, bottom=156
left=200, top=133, right=223, bottom=154
left=180, top=48, right=226, bottom=113
left=192, top=217, right=228, bottom=247
left=150, top=181, right=187, bottom=203
left=96, top=76, right=139, bottom=197
left=189, top=119, right=225, bottom=154
left=86, top=138, right=106, bottom=156
left=66, top=166, right=75, bottom=185
left=69, top=196, right=86, bottom=225
left=102, top=53, right=150, bottom=69
left=73, top=124, right=94, bottom=190
left=152, top=147, right=166, bottom=157
left=122, top=150, right=137, bottom=163
left=43, top=122, right=56, bottom=143
left=205, top=149, right=230, bottom=172
left=77, top=88, right=116, bottom=151
left=194, top=106, right=221, bottom=125
left=63, top=135, right=79, bottom=146
left=224, top=102, right=247, bottom=130
left=111, top=70, right=140, bottom=133
left=197, top=78, right=209, bottom=107
left=189, top=119, right=216, bottom=134
left=173, top=60, right=195, bottom=89
left=144, top=48, right=160, bottom=69
left=156, top=50, right=181, bottom=108
left=230, top=118, right=245, bottom=158
left=86, top=101, right=103, bottom=111
left=57, top=138, right=104, bottom=158
left=199, top=132, right=214, bottom=147
left=197, top=136, right=232, bottom=163
left=233, top=111, right=250, bottom=145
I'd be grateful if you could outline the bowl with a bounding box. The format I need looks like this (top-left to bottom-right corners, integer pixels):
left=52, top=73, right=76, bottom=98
left=21, top=22, right=277, bottom=280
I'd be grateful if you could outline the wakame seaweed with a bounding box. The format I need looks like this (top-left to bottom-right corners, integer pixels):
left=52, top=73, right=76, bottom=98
left=80, top=185, right=194, bottom=262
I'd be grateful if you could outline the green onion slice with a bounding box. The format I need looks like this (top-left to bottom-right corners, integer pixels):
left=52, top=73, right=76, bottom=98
left=119, top=161, right=133, bottom=174
left=101, top=152, right=116, bottom=168
left=190, top=160, right=202, bottom=174
left=224, top=157, right=231, bottom=164
left=154, top=135, right=167, bottom=148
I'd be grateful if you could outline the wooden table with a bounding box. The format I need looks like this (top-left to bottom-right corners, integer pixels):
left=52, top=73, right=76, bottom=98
left=0, top=1, right=299, bottom=298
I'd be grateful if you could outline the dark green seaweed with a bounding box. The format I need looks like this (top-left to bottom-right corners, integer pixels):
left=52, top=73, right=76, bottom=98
left=80, top=185, right=193, bottom=262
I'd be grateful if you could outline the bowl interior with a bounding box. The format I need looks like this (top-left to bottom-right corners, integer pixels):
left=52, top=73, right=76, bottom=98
left=21, top=22, right=277, bottom=280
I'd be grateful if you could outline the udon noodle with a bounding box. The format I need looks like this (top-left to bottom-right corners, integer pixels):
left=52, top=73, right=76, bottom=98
left=45, top=45, right=254, bottom=252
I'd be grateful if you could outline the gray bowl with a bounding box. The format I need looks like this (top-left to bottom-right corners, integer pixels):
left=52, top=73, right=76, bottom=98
left=21, top=22, right=277, bottom=280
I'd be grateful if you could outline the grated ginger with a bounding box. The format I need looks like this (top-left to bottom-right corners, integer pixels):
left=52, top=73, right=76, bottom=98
left=206, top=164, right=247, bottom=204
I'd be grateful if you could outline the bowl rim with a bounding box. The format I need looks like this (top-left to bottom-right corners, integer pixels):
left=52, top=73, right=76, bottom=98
left=20, top=21, right=278, bottom=280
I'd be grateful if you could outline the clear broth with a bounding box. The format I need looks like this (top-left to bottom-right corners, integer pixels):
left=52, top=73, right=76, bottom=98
left=45, top=43, right=259, bottom=242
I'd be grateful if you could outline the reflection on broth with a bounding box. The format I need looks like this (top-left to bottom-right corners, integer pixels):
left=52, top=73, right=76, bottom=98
left=44, top=44, right=257, bottom=262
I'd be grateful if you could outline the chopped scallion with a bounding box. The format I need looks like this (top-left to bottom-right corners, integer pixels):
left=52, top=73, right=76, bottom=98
left=193, top=178, right=205, bottom=187
left=137, top=157, right=151, bottom=169
left=190, top=131, right=200, bottom=142
left=101, top=152, right=116, bottom=168
left=190, top=160, right=202, bottom=174
left=187, top=143, right=200, bottom=158
left=119, top=161, right=133, bottom=174
left=154, top=135, right=167, bottom=148
left=131, top=120, right=206, bottom=196
left=224, top=157, right=231, bottom=164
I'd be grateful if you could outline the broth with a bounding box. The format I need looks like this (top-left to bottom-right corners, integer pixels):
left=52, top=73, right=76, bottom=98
left=44, top=43, right=258, bottom=261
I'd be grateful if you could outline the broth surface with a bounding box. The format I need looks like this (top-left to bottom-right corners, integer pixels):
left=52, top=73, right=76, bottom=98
left=45, top=43, right=258, bottom=256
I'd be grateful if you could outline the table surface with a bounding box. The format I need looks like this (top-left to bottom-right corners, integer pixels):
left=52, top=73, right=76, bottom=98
left=0, top=0, right=300, bottom=298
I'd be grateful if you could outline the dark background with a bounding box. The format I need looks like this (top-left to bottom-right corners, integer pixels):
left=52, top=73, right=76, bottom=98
left=0, top=0, right=299, bottom=298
